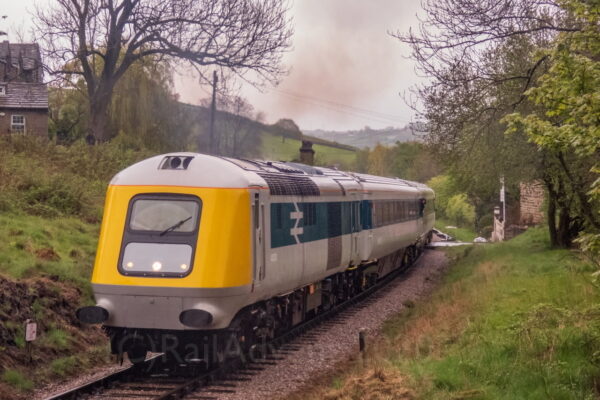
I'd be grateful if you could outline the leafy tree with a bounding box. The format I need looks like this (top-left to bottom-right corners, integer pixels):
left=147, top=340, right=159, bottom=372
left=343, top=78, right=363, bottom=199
left=355, top=148, right=370, bottom=173
left=396, top=0, right=597, bottom=247
left=367, top=144, right=394, bottom=176
left=505, top=0, right=599, bottom=252
left=48, top=56, right=191, bottom=151
left=391, top=141, right=441, bottom=182
left=109, top=57, right=183, bottom=150
left=427, top=174, right=476, bottom=228
left=48, top=84, right=88, bottom=143
left=426, top=175, right=457, bottom=218
left=446, top=193, right=476, bottom=227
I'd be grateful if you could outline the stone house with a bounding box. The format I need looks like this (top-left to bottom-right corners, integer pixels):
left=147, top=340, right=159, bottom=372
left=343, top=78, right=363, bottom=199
left=0, top=41, right=48, bottom=136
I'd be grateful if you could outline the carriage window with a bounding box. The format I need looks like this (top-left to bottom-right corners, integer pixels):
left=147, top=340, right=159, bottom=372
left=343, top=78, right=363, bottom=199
left=273, top=203, right=283, bottom=229
left=303, top=203, right=317, bottom=226
left=130, top=199, right=199, bottom=233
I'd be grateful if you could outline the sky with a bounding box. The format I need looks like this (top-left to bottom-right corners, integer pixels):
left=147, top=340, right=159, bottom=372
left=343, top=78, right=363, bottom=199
left=3, top=0, right=424, bottom=131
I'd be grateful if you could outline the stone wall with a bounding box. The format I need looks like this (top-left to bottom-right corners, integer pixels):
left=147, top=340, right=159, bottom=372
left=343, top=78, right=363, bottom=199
left=520, top=181, right=545, bottom=225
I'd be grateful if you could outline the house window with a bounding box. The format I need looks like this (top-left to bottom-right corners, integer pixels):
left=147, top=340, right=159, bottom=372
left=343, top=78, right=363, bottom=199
left=11, top=115, right=25, bottom=133
left=0, top=85, right=6, bottom=96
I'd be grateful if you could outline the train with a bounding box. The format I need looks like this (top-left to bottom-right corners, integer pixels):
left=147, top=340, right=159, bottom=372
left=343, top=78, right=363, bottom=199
left=77, top=153, right=435, bottom=364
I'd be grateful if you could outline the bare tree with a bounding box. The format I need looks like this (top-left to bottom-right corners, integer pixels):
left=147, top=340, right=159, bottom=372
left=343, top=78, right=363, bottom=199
left=34, top=0, right=293, bottom=142
left=219, top=96, right=258, bottom=157
left=393, top=0, right=584, bottom=143
left=200, top=94, right=259, bottom=157
left=394, top=0, right=578, bottom=85
left=392, top=0, right=588, bottom=161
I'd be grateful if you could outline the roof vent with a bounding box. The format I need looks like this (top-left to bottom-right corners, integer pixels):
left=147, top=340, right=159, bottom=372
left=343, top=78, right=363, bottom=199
left=159, top=156, right=194, bottom=170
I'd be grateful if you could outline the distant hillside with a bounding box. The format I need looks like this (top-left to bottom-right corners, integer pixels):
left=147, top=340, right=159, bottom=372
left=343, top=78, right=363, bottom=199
left=178, top=103, right=357, bottom=168
left=304, top=125, right=421, bottom=148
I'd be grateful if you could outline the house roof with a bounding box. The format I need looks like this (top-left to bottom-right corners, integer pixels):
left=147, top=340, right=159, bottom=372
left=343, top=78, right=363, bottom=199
left=0, top=42, right=44, bottom=80
left=0, top=82, right=48, bottom=109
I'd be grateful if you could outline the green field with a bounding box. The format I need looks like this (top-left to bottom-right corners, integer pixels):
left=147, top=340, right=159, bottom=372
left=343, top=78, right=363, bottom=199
left=297, top=228, right=600, bottom=399
left=260, top=132, right=357, bottom=170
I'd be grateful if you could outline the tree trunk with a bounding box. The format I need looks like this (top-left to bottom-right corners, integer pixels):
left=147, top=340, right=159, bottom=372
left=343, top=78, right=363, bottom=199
left=556, top=206, right=572, bottom=248
left=557, top=152, right=600, bottom=230
left=88, top=84, right=115, bottom=143
left=547, top=187, right=558, bottom=247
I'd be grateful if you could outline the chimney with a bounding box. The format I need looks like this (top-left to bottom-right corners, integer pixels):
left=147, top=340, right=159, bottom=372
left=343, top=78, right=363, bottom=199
left=299, top=140, right=315, bottom=166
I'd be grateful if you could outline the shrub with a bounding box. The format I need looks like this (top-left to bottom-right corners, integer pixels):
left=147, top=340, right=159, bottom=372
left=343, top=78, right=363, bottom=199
left=446, top=194, right=476, bottom=227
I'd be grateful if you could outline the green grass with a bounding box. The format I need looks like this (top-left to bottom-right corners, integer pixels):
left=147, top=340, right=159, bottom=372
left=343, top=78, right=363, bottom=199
left=0, top=213, right=98, bottom=289
left=261, top=133, right=357, bottom=169
left=1, top=369, right=33, bottom=392
left=435, top=217, right=478, bottom=242
left=45, top=329, right=73, bottom=351
left=49, top=356, right=79, bottom=377
left=385, top=228, right=600, bottom=399
left=299, top=228, right=600, bottom=400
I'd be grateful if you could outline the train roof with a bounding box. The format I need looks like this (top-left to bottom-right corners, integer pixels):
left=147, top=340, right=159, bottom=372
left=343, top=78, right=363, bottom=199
left=110, top=153, right=433, bottom=197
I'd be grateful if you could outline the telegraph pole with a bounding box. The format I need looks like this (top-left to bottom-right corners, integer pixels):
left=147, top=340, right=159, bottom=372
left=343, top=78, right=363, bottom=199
left=208, top=70, right=218, bottom=154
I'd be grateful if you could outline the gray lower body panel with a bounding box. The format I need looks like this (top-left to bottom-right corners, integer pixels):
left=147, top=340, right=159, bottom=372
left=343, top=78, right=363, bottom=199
left=93, top=283, right=252, bottom=330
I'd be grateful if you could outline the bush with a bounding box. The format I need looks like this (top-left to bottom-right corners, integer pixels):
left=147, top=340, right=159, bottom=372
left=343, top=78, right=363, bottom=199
left=480, top=225, right=493, bottom=239
left=427, top=175, right=456, bottom=218
left=446, top=194, right=476, bottom=227
left=478, top=214, right=494, bottom=234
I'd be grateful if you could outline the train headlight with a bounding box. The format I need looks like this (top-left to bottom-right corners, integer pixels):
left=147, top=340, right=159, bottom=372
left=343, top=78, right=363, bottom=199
left=120, top=243, right=192, bottom=276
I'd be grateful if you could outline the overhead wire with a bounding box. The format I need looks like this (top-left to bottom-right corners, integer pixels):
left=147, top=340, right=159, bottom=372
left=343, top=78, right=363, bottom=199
left=270, top=88, right=411, bottom=126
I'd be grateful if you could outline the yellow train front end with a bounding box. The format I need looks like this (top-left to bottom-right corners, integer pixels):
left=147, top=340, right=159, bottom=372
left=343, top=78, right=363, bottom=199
left=76, top=154, right=255, bottom=362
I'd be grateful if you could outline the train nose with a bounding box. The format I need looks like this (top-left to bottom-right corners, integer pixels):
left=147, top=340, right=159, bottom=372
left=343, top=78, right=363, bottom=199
left=76, top=305, right=109, bottom=324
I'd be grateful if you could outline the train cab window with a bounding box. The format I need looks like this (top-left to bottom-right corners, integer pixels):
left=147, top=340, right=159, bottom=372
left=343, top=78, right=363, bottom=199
left=130, top=199, right=199, bottom=233
left=119, top=194, right=201, bottom=278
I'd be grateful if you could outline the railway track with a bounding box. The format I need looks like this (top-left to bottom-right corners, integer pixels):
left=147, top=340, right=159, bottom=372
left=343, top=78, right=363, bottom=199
left=45, top=250, right=423, bottom=400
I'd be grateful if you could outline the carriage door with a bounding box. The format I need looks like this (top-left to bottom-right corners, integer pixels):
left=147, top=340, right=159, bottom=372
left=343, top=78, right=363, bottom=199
left=350, top=201, right=360, bottom=264
left=252, top=192, right=266, bottom=289
left=334, top=179, right=361, bottom=266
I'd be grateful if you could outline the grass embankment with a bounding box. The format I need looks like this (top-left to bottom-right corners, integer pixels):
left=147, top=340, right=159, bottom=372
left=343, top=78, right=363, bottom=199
left=0, top=136, right=152, bottom=399
left=435, top=217, right=478, bottom=242
left=295, top=228, right=600, bottom=400
left=261, top=132, right=357, bottom=169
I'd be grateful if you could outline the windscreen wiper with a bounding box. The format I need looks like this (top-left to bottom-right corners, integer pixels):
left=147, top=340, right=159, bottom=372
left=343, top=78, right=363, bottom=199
left=159, top=216, right=192, bottom=236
